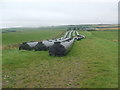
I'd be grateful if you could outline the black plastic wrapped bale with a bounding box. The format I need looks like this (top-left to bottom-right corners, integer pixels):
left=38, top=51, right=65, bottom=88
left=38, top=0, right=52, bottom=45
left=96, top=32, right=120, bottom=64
left=56, top=38, right=69, bottom=42
left=58, top=31, right=70, bottom=41
left=76, top=36, right=84, bottom=40
left=75, top=31, right=85, bottom=38
left=81, top=35, right=85, bottom=38
left=72, top=30, right=76, bottom=37
left=68, top=30, right=73, bottom=38
left=49, top=42, right=66, bottom=56
left=56, top=36, right=72, bottom=42
left=56, top=37, right=65, bottom=42
left=75, top=31, right=85, bottom=40
left=63, top=31, right=69, bottom=38
left=19, top=42, right=38, bottom=50
left=34, top=42, right=47, bottom=51
left=34, top=40, right=54, bottom=51
left=49, top=38, right=75, bottom=56
left=75, top=31, right=80, bottom=36
left=61, top=38, right=71, bottom=42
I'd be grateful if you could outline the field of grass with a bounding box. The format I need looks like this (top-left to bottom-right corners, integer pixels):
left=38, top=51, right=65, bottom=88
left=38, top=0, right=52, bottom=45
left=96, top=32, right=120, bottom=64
left=2, top=29, right=118, bottom=88
left=2, top=29, right=64, bottom=45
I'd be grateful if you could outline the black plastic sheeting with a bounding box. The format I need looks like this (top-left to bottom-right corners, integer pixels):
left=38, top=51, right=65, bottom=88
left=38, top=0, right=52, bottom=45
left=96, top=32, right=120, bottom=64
left=34, top=42, right=47, bottom=51
left=19, top=42, right=33, bottom=50
left=49, top=42, right=66, bottom=56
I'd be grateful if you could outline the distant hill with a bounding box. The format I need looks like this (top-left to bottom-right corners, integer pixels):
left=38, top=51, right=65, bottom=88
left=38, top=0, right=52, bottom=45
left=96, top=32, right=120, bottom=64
left=2, top=24, right=119, bottom=33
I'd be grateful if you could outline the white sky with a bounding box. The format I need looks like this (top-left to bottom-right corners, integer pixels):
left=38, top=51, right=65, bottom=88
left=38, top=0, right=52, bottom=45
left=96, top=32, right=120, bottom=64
left=0, top=0, right=119, bottom=28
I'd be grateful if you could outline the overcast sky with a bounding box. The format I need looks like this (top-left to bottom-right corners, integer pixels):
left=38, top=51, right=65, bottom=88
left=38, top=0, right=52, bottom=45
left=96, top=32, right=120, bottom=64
left=0, top=0, right=119, bottom=28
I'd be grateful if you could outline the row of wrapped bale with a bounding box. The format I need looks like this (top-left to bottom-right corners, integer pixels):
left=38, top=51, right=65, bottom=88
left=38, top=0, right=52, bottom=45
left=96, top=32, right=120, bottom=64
left=48, top=30, right=86, bottom=56
left=19, top=30, right=85, bottom=56
left=19, top=31, right=71, bottom=51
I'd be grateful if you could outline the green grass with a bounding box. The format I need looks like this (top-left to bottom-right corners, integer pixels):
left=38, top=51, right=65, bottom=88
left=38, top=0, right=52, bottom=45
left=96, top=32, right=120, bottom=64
left=2, top=30, right=118, bottom=88
left=91, top=30, right=118, bottom=40
left=2, top=29, right=64, bottom=45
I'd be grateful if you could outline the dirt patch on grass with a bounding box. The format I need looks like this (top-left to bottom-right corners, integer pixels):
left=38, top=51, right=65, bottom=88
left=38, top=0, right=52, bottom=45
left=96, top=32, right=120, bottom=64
left=2, top=44, right=20, bottom=50
left=112, top=40, right=118, bottom=42
left=0, top=46, right=2, bottom=50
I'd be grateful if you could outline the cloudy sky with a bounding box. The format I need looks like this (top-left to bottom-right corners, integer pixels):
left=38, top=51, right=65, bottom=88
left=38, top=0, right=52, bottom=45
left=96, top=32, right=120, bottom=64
left=0, top=0, right=119, bottom=28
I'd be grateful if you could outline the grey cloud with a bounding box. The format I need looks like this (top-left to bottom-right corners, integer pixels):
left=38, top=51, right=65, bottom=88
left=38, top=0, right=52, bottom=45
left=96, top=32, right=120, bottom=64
left=0, top=1, right=118, bottom=28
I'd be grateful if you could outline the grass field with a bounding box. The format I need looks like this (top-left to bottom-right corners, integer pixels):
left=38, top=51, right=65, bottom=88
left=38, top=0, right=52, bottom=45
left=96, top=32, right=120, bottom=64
left=2, top=29, right=64, bottom=45
left=2, top=29, right=118, bottom=88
